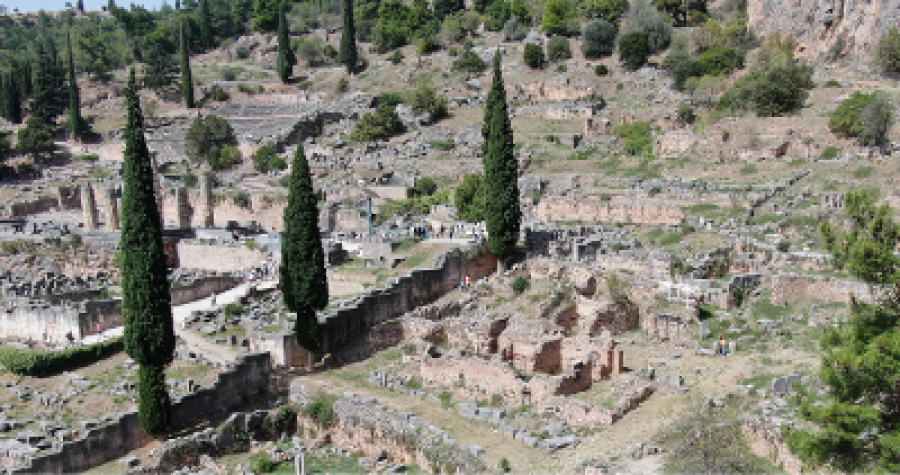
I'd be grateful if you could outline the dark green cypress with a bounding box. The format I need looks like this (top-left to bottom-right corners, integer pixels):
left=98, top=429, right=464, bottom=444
left=30, top=39, right=67, bottom=124
left=179, top=19, right=195, bottom=108
left=198, top=0, right=213, bottom=50
left=66, top=31, right=85, bottom=139
left=481, top=53, right=520, bottom=264
left=280, top=144, right=328, bottom=353
left=1, top=72, right=22, bottom=124
left=121, top=68, right=175, bottom=435
left=338, top=0, right=357, bottom=74
left=276, top=2, right=293, bottom=83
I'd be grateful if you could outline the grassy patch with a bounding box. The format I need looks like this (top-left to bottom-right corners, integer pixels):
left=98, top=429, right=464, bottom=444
left=401, top=252, right=430, bottom=269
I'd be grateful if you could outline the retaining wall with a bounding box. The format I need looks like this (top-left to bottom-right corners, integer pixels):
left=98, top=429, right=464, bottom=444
left=13, top=352, right=271, bottom=474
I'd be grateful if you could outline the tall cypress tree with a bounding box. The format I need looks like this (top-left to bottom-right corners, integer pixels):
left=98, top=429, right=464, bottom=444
left=66, top=31, right=86, bottom=139
left=338, top=0, right=357, bottom=74
left=30, top=39, right=67, bottom=124
left=280, top=144, right=328, bottom=356
left=197, top=0, right=213, bottom=50
left=121, top=68, right=175, bottom=435
left=481, top=53, right=520, bottom=266
left=179, top=18, right=195, bottom=108
left=275, top=2, right=294, bottom=83
left=1, top=72, right=22, bottom=124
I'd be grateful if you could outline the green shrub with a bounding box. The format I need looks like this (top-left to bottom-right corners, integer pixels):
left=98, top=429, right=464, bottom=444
left=412, top=177, right=438, bottom=197
left=512, top=276, right=530, bottom=294
left=582, top=19, right=617, bottom=59
left=350, top=104, right=404, bottom=142
left=523, top=43, right=546, bottom=69
left=77, top=153, right=100, bottom=161
left=232, top=191, right=251, bottom=209
left=829, top=91, right=894, bottom=147
left=595, top=63, right=609, bottom=75
left=500, top=457, right=511, bottom=472
left=547, top=35, right=572, bottom=62
left=854, top=166, right=874, bottom=179
left=409, top=86, right=449, bottom=123
left=823, top=79, right=842, bottom=88
left=619, top=31, right=650, bottom=70
left=253, top=145, right=287, bottom=173
left=676, top=103, right=696, bottom=125
left=220, top=67, right=240, bottom=81
left=303, top=394, right=335, bottom=428
left=819, top=146, right=840, bottom=160
left=627, top=1, right=672, bottom=52
left=235, top=46, right=251, bottom=59
left=389, top=49, right=403, bottom=65
left=740, top=164, right=757, bottom=175
left=336, top=78, right=349, bottom=93
left=209, top=85, right=229, bottom=101
left=452, top=46, right=488, bottom=73
left=876, top=27, right=900, bottom=74
left=0, top=337, right=124, bottom=377
left=776, top=241, right=790, bottom=252
left=185, top=115, right=240, bottom=169
left=717, top=63, right=814, bottom=117
left=250, top=452, right=276, bottom=473
left=439, top=391, right=454, bottom=408
left=614, top=121, right=653, bottom=155
left=555, top=64, right=567, bottom=72
left=273, top=406, right=297, bottom=435
left=182, top=172, right=198, bottom=187
left=695, top=46, right=744, bottom=76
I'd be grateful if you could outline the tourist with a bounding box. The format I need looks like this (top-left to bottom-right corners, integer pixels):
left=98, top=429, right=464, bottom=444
left=719, top=335, right=728, bottom=356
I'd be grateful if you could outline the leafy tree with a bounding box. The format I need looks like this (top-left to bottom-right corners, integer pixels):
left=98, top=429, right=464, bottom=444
left=338, top=0, right=358, bottom=74
left=785, top=189, right=900, bottom=472
left=120, top=69, right=175, bottom=436
left=276, top=3, right=295, bottom=83
left=412, top=177, right=438, bottom=197
left=619, top=31, right=650, bottom=70
left=455, top=173, right=485, bottom=222
left=510, top=0, right=531, bottom=24
left=409, top=86, right=448, bottom=123
left=16, top=116, right=56, bottom=159
left=481, top=54, right=520, bottom=263
left=829, top=92, right=893, bottom=148
left=253, top=145, right=287, bottom=173
left=433, top=0, right=464, bottom=20
left=547, top=35, right=572, bottom=62
left=624, top=0, right=671, bottom=53
left=143, top=41, right=178, bottom=90
left=541, top=0, right=575, bottom=35
left=877, top=27, right=900, bottom=74
left=66, top=31, right=87, bottom=140
left=579, top=0, right=629, bottom=21
left=179, top=18, right=195, bottom=108
left=524, top=43, right=545, bottom=69
left=717, top=62, right=813, bottom=117
left=582, top=19, right=617, bottom=59
left=185, top=114, right=239, bottom=167
left=501, top=18, right=526, bottom=40
left=76, top=27, right=118, bottom=82
left=253, top=0, right=280, bottom=32
left=452, top=45, right=488, bottom=73
left=280, top=144, right=328, bottom=354
left=695, top=46, right=744, bottom=75
left=350, top=104, right=403, bottom=141
left=676, top=103, right=696, bottom=125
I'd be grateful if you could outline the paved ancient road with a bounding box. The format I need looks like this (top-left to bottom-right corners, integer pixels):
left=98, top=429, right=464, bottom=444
left=82, top=280, right=278, bottom=365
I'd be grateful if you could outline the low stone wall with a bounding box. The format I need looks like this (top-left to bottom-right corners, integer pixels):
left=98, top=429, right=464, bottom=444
left=535, top=196, right=685, bottom=226
left=742, top=419, right=803, bottom=475
left=319, top=246, right=497, bottom=354
left=420, top=355, right=525, bottom=405
left=170, top=275, right=242, bottom=306
left=8, top=196, right=59, bottom=217
left=176, top=242, right=269, bottom=272
left=0, top=299, right=121, bottom=343
left=13, top=352, right=272, bottom=474
left=770, top=273, right=874, bottom=306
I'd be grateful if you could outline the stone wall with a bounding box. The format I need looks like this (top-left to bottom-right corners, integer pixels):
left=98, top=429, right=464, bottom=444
left=318, top=246, right=497, bottom=353
left=0, top=299, right=121, bottom=342
left=176, top=242, right=269, bottom=272
left=8, top=197, right=59, bottom=217
left=770, top=273, right=874, bottom=306
left=535, top=196, right=684, bottom=225
left=742, top=419, right=803, bottom=475
left=420, top=355, right=526, bottom=405
left=13, top=352, right=272, bottom=473
left=170, top=275, right=242, bottom=306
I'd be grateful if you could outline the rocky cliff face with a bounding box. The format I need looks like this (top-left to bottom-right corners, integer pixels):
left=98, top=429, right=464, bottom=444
left=748, top=0, right=900, bottom=64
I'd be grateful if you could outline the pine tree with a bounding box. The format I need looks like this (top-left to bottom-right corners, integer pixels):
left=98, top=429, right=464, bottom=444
left=280, top=144, right=328, bottom=356
left=197, top=0, right=213, bottom=50
left=66, top=31, right=86, bottom=139
left=121, top=68, right=175, bottom=436
left=77, top=0, right=84, bottom=11
left=481, top=53, right=520, bottom=265
left=338, top=0, right=357, bottom=74
left=276, top=2, right=294, bottom=83
left=30, top=39, right=67, bottom=124
left=179, top=18, right=195, bottom=108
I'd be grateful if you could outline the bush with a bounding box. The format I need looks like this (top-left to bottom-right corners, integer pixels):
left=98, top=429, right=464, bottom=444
left=350, top=104, right=404, bottom=142
left=412, top=177, right=438, bottom=197
left=619, top=31, right=650, bottom=70
left=220, top=67, right=240, bottom=81
left=614, top=121, right=653, bottom=155
left=820, top=146, right=840, bottom=160
left=523, top=43, right=546, bottom=69
left=455, top=173, right=485, bottom=222
left=582, top=19, right=617, bottom=59
left=389, top=49, right=403, bottom=64
left=595, top=63, right=609, bottom=75
left=555, top=64, right=567, bottom=72
left=512, top=276, right=530, bottom=294
left=209, top=85, right=229, bottom=101
left=235, top=46, right=251, bottom=59
left=182, top=172, right=198, bottom=187
left=409, top=86, right=449, bottom=123
left=249, top=452, right=276, bottom=473
left=541, top=0, right=576, bottom=36
left=547, top=35, right=572, bottom=62
left=77, top=153, right=100, bottom=161
left=717, top=63, right=814, bottom=117
left=303, top=394, right=335, bottom=428
left=185, top=115, right=240, bottom=169
left=695, top=46, right=744, bottom=76
left=253, top=145, right=287, bottom=173
left=877, top=27, right=900, bottom=74
left=0, top=337, right=124, bottom=377
left=676, top=103, right=696, bottom=125
left=452, top=46, right=488, bottom=73
left=829, top=91, right=894, bottom=147
left=776, top=241, right=790, bottom=252
left=579, top=0, right=629, bottom=21
left=502, top=18, right=526, bottom=41
left=500, top=457, right=511, bottom=472
left=626, top=0, right=672, bottom=53
left=232, top=191, right=251, bottom=209
left=336, top=77, right=349, bottom=93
